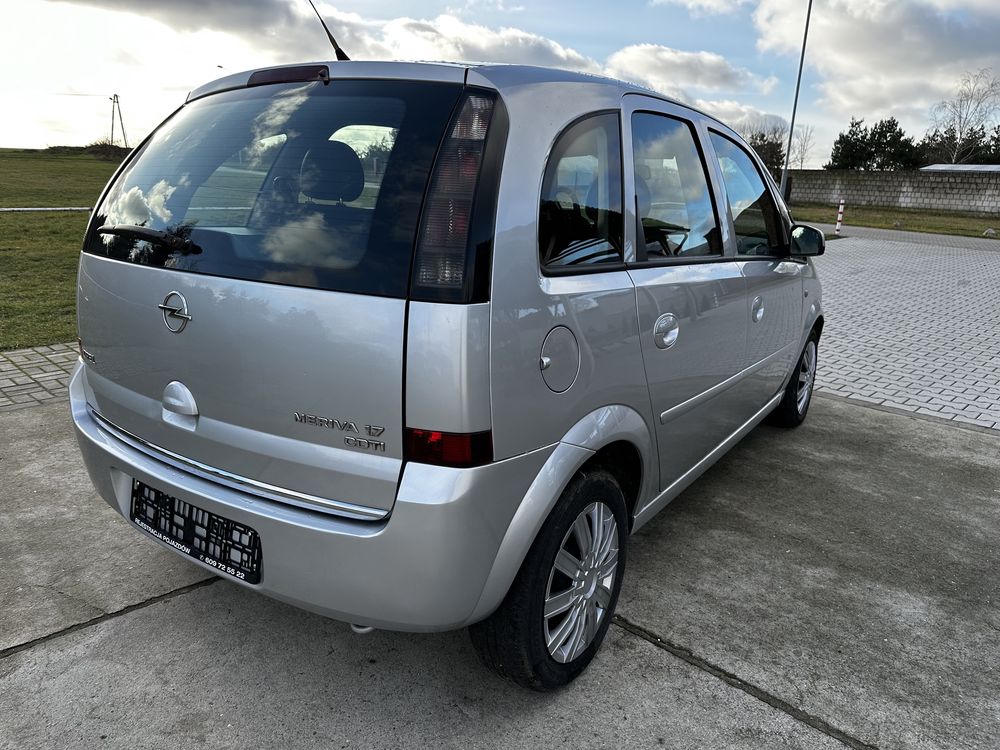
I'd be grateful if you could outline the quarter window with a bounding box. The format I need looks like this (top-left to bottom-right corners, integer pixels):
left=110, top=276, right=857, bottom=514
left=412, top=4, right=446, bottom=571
left=709, top=132, right=784, bottom=256
left=539, top=113, right=623, bottom=269
left=631, top=112, right=720, bottom=260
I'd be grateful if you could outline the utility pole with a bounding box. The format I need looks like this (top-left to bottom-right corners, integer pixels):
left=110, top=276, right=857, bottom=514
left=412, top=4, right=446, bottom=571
left=779, top=0, right=813, bottom=200
left=117, top=96, right=128, bottom=149
left=108, top=94, right=129, bottom=148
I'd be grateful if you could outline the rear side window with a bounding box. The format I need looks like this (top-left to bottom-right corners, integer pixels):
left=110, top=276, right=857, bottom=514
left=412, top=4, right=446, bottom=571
left=631, top=112, right=720, bottom=260
left=83, top=80, right=463, bottom=297
left=539, top=113, right=623, bottom=269
left=709, top=132, right=784, bottom=257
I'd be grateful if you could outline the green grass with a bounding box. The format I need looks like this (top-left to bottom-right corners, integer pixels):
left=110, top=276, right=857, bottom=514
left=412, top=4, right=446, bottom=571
left=790, top=202, right=1000, bottom=240
left=0, top=149, right=122, bottom=350
left=0, top=212, right=87, bottom=350
left=0, top=149, right=120, bottom=207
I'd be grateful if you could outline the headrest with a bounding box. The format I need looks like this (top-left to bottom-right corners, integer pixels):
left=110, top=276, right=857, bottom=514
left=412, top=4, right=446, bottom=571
left=300, top=140, right=364, bottom=203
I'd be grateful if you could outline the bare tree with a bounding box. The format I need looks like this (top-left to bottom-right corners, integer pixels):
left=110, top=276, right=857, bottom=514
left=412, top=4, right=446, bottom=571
left=930, top=68, right=1000, bottom=163
left=790, top=123, right=815, bottom=169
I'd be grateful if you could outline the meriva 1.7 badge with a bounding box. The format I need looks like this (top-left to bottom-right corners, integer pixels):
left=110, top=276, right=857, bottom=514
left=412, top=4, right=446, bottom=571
left=293, top=412, right=386, bottom=452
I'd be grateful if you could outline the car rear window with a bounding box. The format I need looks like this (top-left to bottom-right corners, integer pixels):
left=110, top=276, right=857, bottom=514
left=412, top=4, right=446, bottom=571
left=83, top=79, right=463, bottom=297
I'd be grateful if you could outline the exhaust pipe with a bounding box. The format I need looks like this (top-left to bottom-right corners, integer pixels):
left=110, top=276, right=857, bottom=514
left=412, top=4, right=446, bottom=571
left=350, top=623, right=375, bottom=635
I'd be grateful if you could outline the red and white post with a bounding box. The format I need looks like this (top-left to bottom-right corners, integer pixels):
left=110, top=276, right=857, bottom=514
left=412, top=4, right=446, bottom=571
left=835, top=198, right=845, bottom=235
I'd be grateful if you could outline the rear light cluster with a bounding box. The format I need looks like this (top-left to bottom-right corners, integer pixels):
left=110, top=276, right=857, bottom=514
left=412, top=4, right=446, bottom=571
left=404, top=428, right=492, bottom=469
left=411, top=92, right=496, bottom=301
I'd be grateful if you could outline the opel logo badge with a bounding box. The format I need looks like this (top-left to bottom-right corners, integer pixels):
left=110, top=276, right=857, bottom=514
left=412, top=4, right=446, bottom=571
left=158, top=291, right=192, bottom=333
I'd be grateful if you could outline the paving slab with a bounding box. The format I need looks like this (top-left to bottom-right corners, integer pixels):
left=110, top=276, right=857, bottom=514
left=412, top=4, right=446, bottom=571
left=619, top=396, right=1000, bottom=750
left=812, top=236, right=1000, bottom=430
left=0, top=582, right=841, bottom=750
left=0, top=402, right=211, bottom=652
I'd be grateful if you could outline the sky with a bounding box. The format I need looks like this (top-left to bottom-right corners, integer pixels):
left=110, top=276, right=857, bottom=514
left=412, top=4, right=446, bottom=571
left=2, top=0, right=999, bottom=167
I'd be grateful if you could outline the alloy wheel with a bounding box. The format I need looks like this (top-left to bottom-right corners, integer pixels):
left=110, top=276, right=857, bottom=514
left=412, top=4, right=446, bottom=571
left=543, top=501, right=620, bottom=663
left=796, top=340, right=817, bottom=415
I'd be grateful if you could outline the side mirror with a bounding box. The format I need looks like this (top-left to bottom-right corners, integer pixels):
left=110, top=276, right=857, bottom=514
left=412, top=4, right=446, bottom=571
left=790, top=224, right=825, bottom=257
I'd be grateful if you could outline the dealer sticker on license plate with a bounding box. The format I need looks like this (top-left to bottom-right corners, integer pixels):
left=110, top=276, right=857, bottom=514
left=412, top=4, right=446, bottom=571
left=129, top=480, right=262, bottom=584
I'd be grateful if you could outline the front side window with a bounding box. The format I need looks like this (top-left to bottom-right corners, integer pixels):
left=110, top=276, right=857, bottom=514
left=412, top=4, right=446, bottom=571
left=83, top=80, right=462, bottom=297
left=539, top=113, right=623, bottom=269
left=631, top=112, right=720, bottom=260
left=709, top=132, right=784, bottom=257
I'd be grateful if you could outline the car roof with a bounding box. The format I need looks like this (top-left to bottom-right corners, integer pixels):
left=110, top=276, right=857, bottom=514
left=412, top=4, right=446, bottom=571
left=186, top=60, right=725, bottom=127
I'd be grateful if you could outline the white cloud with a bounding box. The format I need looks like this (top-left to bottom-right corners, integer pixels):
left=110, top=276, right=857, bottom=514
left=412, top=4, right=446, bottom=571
left=753, top=0, right=1000, bottom=136
left=7, top=0, right=789, bottom=148
left=606, top=45, right=777, bottom=101
left=650, top=0, right=752, bottom=13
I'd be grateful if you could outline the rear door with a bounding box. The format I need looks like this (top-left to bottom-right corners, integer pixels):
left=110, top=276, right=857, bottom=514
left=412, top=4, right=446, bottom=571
left=622, top=96, right=749, bottom=491
left=77, top=77, right=465, bottom=518
left=706, top=131, right=803, bottom=405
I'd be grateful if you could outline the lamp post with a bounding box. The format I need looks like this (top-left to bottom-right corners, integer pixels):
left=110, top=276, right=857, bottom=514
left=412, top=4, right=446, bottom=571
left=779, top=0, right=814, bottom=199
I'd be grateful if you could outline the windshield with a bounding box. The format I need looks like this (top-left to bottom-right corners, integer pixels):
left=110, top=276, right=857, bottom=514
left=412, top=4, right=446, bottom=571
left=83, top=79, right=463, bottom=297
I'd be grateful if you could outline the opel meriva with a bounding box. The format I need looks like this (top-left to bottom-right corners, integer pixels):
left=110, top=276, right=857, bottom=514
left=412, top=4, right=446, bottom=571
left=71, top=61, right=825, bottom=690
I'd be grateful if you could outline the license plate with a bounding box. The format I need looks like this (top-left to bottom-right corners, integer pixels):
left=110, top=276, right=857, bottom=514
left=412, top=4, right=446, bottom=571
left=130, top=480, right=262, bottom=584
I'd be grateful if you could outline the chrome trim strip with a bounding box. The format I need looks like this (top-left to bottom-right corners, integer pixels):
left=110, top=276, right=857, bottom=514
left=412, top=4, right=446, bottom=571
left=637, top=391, right=783, bottom=525
left=659, top=344, right=791, bottom=425
left=89, top=409, right=388, bottom=522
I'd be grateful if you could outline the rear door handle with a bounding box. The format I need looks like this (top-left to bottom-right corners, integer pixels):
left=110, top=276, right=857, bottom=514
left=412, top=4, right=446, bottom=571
left=751, top=296, right=765, bottom=323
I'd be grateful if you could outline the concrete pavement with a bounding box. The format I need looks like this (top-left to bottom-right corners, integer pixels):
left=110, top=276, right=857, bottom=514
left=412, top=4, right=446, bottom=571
left=2, top=395, right=997, bottom=749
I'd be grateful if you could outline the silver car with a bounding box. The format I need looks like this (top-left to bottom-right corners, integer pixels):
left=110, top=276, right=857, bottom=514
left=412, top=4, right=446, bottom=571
left=71, top=61, right=825, bottom=690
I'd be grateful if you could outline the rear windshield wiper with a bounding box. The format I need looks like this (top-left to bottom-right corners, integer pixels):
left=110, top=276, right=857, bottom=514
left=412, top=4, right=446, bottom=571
left=96, top=224, right=202, bottom=255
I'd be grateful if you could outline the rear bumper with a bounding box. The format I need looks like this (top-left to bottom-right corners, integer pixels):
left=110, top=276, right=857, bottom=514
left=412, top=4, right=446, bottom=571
left=70, top=363, right=554, bottom=631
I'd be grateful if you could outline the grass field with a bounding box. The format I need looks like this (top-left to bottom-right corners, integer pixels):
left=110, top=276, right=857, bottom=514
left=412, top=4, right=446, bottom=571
left=0, top=149, right=120, bottom=207
left=0, top=149, right=120, bottom=350
left=790, top=202, right=1000, bottom=239
left=0, top=212, right=89, bottom=350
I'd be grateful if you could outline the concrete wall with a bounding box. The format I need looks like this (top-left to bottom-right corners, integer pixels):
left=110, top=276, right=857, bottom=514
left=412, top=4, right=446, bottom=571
left=788, top=169, right=1000, bottom=215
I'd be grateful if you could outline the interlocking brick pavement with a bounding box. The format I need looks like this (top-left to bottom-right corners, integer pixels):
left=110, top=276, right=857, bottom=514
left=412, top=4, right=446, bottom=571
left=813, top=233, right=1000, bottom=430
left=0, top=343, right=78, bottom=412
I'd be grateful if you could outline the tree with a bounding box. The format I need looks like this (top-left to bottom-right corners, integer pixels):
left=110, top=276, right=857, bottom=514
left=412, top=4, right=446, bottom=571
left=360, top=132, right=396, bottom=177
left=929, top=68, right=1000, bottom=163
left=790, top=124, right=815, bottom=169
left=825, top=118, right=872, bottom=170
left=825, top=117, right=919, bottom=170
left=737, top=117, right=788, bottom=180
left=867, top=117, right=921, bottom=170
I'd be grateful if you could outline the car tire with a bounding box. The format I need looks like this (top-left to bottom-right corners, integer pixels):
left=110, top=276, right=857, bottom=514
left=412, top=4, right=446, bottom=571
left=468, top=468, right=628, bottom=691
left=767, top=331, right=819, bottom=428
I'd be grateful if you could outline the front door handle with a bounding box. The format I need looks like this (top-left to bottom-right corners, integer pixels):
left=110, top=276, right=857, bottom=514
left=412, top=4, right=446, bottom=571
left=653, top=313, right=679, bottom=349
left=751, top=296, right=765, bottom=323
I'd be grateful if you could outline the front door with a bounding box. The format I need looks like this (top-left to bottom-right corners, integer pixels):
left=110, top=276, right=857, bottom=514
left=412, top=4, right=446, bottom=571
left=707, top=132, right=803, bottom=404
left=623, top=98, right=749, bottom=492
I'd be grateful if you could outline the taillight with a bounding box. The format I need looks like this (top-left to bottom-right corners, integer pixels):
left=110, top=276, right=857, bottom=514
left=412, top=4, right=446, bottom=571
left=404, top=428, right=493, bottom=468
left=411, top=92, right=497, bottom=302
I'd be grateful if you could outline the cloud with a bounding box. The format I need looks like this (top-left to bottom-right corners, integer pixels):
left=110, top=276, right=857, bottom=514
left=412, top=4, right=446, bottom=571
left=753, top=0, right=1000, bottom=133
left=650, top=0, right=752, bottom=12
left=607, top=44, right=777, bottom=102
left=54, top=0, right=596, bottom=70
left=695, top=99, right=785, bottom=127
left=25, top=0, right=786, bottom=148
left=374, top=15, right=599, bottom=70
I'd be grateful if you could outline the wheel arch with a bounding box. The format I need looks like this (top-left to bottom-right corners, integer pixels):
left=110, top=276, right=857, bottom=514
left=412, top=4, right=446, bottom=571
left=465, top=404, right=655, bottom=624
left=812, top=314, right=824, bottom=339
